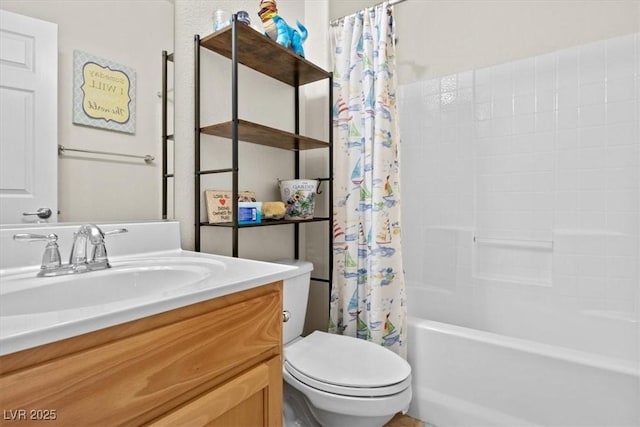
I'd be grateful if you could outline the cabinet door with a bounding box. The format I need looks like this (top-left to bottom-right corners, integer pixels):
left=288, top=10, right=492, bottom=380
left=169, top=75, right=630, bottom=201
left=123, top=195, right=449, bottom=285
left=0, top=284, right=282, bottom=426
left=151, top=355, right=282, bottom=427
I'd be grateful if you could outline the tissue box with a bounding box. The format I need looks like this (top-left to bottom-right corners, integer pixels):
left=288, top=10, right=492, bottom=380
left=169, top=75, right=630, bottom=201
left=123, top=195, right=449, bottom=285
left=205, top=190, right=256, bottom=223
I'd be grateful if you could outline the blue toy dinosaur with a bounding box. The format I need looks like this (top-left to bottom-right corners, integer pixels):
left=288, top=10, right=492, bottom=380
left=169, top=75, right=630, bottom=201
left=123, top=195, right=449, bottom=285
left=258, top=0, right=308, bottom=57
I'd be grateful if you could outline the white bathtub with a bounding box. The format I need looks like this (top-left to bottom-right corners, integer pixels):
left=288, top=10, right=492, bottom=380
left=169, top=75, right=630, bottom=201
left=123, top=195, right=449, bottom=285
left=406, top=316, right=640, bottom=427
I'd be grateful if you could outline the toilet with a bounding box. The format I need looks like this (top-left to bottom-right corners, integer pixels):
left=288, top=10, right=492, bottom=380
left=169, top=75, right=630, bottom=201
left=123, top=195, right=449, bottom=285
left=277, top=259, right=412, bottom=427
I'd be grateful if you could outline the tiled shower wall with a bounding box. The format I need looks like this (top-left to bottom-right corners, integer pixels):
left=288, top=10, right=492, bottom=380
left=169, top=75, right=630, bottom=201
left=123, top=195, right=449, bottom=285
left=399, top=33, right=639, bottom=362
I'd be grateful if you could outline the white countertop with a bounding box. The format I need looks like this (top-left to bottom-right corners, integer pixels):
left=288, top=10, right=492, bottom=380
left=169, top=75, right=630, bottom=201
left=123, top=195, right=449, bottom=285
left=0, top=221, right=301, bottom=355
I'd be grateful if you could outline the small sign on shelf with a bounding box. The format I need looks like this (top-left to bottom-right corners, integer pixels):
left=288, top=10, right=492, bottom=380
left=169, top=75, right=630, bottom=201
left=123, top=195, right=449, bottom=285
left=205, top=190, right=256, bottom=223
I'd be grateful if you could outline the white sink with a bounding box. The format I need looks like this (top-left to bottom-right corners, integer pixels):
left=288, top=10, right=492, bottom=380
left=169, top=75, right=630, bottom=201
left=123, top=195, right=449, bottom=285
left=0, top=221, right=301, bottom=356
left=0, top=257, right=226, bottom=316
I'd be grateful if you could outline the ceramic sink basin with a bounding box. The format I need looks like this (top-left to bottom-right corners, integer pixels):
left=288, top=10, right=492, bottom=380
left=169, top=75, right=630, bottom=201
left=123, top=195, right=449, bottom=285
left=0, top=246, right=298, bottom=356
left=0, top=257, right=226, bottom=316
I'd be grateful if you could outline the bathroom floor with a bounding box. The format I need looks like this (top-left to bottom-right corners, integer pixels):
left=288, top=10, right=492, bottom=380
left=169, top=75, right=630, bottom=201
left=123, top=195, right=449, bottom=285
left=384, top=413, right=425, bottom=427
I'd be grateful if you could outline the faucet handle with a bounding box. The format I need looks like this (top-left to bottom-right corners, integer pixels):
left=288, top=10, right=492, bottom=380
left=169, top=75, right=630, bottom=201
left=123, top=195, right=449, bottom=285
left=90, top=228, right=127, bottom=266
left=104, top=228, right=128, bottom=237
left=91, top=243, right=109, bottom=266
left=13, top=233, right=56, bottom=242
left=13, top=233, right=62, bottom=272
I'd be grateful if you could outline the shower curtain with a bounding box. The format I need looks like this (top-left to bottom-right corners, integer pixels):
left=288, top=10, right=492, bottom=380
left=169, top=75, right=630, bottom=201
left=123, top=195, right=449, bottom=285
left=329, top=2, right=407, bottom=358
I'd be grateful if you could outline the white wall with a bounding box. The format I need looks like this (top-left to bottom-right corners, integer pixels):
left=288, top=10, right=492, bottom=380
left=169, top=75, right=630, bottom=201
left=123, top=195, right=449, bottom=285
left=330, top=0, right=640, bottom=84
left=395, top=0, right=639, bottom=83
left=399, top=32, right=639, bottom=361
left=0, top=0, right=174, bottom=223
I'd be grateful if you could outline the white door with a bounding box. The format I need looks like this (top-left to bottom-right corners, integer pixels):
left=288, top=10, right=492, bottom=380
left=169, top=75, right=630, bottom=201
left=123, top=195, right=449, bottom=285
left=0, top=9, right=57, bottom=224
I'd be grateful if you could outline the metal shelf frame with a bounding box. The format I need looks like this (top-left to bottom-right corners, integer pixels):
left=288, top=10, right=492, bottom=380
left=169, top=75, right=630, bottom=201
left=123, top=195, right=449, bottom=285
left=194, top=16, right=333, bottom=290
left=161, top=50, right=174, bottom=220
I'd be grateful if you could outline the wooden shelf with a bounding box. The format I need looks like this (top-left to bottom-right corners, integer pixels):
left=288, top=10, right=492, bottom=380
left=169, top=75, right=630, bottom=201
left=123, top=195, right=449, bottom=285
left=194, top=20, right=333, bottom=260
left=200, top=24, right=330, bottom=87
left=201, top=217, right=331, bottom=228
left=201, top=119, right=329, bottom=151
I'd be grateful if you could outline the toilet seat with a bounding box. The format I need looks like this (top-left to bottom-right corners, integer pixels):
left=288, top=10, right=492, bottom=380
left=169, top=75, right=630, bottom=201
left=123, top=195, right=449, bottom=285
left=283, top=366, right=412, bottom=420
left=284, top=360, right=411, bottom=397
left=284, top=331, right=411, bottom=398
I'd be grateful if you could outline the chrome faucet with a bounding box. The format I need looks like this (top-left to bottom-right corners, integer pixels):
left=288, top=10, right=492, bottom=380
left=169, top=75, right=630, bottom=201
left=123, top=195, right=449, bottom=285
left=13, top=224, right=128, bottom=277
left=70, top=224, right=116, bottom=270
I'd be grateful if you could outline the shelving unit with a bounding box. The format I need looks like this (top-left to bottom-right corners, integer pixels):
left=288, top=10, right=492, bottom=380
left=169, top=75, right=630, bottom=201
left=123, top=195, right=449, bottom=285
left=161, top=50, right=174, bottom=220
left=194, top=17, right=333, bottom=285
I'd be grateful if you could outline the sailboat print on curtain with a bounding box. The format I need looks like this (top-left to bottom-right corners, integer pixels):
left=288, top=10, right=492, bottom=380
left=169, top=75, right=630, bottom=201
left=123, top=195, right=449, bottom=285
left=333, top=215, right=347, bottom=250
left=348, top=122, right=364, bottom=148
left=383, top=175, right=396, bottom=207
left=351, top=158, right=364, bottom=186
left=382, top=313, right=400, bottom=347
left=376, top=216, right=392, bottom=244
left=359, top=183, right=372, bottom=211
left=347, top=289, right=359, bottom=318
left=357, top=312, right=372, bottom=340
left=329, top=1, right=407, bottom=358
left=344, top=246, right=358, bottom=278
left=364, top=82, right=376, bottom=117
left=333, top=95, right=350, bottom=129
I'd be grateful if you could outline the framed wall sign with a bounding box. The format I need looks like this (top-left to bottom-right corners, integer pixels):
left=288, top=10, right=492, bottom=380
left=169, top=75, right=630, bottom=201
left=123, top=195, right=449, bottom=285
left=73, top=50, right=136, bottom=133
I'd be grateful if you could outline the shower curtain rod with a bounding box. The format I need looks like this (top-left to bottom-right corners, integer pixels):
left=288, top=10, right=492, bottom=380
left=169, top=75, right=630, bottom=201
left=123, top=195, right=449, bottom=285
left=372, top=0, right=406, bottom=8
left=331, top=0, right=406, bottom=24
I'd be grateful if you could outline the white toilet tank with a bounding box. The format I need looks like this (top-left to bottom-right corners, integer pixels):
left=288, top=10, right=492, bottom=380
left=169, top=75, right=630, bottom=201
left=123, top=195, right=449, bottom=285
left=274, top=259, right=313, bottom=345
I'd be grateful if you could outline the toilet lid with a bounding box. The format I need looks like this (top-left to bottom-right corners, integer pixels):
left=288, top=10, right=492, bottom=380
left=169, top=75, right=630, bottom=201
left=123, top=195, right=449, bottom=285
left=284, top=331, right=411, bottom=396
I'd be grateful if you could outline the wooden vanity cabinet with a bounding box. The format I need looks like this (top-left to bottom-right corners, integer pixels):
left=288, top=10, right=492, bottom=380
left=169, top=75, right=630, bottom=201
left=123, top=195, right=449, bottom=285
left=0, top=282, right=283, bottom=427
